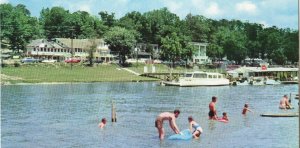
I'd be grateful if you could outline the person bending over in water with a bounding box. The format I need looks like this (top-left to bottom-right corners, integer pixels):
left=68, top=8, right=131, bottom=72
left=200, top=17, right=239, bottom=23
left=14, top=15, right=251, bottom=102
left=155, top=109, right=181, bottom=140
left=98, top=118, right=107, bottom=129
left=279, top=95, right=292, bottom=109
left=242, top=104, right=253, bottom=115
left=188, top=116, right=203, bottom=139
left=208, top=96, right=218, bottom=120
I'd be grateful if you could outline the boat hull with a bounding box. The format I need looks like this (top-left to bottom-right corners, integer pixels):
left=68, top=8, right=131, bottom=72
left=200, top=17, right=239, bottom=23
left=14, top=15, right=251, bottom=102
left=162, top=79, right=229, bottom=87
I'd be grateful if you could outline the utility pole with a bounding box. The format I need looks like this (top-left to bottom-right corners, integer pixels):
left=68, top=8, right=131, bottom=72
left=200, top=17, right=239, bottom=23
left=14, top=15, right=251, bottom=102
left=70, top=27, right=74, bottom=70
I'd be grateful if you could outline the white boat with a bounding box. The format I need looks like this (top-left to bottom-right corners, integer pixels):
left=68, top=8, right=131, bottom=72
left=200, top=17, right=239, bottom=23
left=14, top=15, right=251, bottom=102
left=265, top=79, right=281, bottom=85
left=231, top=80, right=249, bottom=86
left=251, top=78, right=265, bottom=85
left=237, top=80, right=249, bottom=85
left=161, top=71, right=230, bottom=87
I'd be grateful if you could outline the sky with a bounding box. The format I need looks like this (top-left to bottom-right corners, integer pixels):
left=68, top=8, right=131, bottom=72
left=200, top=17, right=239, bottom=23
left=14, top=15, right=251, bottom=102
left=2, top=0, right=298, bottom=29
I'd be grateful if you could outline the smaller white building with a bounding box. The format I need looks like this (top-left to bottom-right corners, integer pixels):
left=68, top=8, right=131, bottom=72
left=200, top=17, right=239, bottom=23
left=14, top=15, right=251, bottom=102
left=190, top=42, right=210, bottom=64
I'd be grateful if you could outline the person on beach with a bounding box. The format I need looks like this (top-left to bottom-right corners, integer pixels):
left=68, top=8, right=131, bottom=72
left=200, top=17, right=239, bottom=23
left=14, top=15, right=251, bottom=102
left=242, top=104, right=253, bottom=115
left=279, top=95, right=292, bottom=109
left=219, top=112, right=229, bottom=121
left=155, top=109, right=181, bottom=140
left=208, top=96, right=218, bottom=120
left=98, top=118, right=107, bottom=129
left=188, top=116, right=203, bottom=139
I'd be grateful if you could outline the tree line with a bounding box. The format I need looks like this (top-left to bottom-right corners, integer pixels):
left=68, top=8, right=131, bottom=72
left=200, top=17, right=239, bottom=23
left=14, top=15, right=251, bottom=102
left=1, top=3, right=298, bottom=65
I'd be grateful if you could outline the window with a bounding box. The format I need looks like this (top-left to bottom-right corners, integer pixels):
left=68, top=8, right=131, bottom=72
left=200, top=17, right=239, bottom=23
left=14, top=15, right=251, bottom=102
left=193, top=73, right=207, bottom=78
left=184, top=74, right=193, bottom=77
left=208, top=75, right=213, bottom=78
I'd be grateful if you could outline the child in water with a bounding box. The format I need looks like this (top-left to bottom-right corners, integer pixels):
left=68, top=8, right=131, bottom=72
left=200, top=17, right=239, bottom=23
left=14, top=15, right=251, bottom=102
left=242, top=104, right=253, bottom=115
left=188, top=116, right=203, bottom=139
left=98, top=118, right=107, bottom=129
left=219, top=112, right=229, bottom=121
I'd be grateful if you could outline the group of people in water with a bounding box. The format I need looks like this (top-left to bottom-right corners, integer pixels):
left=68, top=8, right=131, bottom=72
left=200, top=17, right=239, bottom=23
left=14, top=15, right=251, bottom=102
left=154, top=96, right=255, bottom=140
left=98, top=94, right=292, bottom=140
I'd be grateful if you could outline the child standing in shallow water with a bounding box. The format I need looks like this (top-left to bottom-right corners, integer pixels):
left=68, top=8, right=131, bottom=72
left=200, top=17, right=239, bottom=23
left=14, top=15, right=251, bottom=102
left=242, top=104, right=253, bottom=115
left=188, top=116, right=203, bottom=139
left=98, top=118, right=107, bottom=129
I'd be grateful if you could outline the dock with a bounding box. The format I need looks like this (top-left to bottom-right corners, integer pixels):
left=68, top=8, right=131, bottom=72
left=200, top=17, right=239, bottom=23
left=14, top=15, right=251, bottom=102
left=140, top=72, right=184, bottom=81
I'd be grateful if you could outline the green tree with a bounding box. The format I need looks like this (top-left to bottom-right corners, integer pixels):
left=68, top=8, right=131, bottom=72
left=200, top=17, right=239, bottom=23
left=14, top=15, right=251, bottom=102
left=282, top=30, right=298, bottom=64
left=271, top=48, right=287, bottom=65
left=104, top=27, right=137, bottom=65
left=258, top=26, right=284, bottom=60
left=182, top=13, right=210, bottom=42
left=161, top=32, right=182, bottom=66
left=99, top=11, right=116, bottom=27
left=0, top=4, right=39, bottom=53
left=118, top=11, right=144, bottom=42
left=142, top=8, right=180, bottom=44
left=209, top=27, right=247, bottom=64
left=41, top=7, right=71, bottom=39
left=244, top=23, right=263, bottom=59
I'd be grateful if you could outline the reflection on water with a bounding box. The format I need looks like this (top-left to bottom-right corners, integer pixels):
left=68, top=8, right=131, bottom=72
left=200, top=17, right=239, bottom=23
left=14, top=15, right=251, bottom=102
left=1, top=83, right=299, bottom=148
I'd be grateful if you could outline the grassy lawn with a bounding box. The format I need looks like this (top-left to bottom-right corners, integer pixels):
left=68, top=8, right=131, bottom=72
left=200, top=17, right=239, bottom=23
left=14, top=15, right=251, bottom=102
left=1, top=63, right=225, bottom=84
left=1, top=63, right=159, bottom=84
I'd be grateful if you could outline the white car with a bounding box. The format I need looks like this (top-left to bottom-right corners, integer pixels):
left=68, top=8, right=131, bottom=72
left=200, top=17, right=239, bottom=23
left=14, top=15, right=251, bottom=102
left=42, top=59, right=57, bottom=63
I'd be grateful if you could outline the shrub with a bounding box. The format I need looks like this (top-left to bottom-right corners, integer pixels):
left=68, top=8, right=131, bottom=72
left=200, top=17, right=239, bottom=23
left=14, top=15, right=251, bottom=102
left=14, top=62, right=20, bottom=67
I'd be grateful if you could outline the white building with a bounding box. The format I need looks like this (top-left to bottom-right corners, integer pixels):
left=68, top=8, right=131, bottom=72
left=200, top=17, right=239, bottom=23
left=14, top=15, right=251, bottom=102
left=26, top=38, right=114, bottom=62
left=190, top=42, right=210, bottom=64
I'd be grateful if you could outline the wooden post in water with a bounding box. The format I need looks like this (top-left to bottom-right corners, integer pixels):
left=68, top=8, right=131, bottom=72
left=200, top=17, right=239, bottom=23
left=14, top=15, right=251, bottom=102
left=289, top=93, right=292, bottom=104
left=111, top=101, right=117, bottom=122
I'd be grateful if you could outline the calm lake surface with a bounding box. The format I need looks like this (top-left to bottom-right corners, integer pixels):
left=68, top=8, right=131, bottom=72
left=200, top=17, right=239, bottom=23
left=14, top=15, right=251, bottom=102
left=1, top=82, right=299, bottom=148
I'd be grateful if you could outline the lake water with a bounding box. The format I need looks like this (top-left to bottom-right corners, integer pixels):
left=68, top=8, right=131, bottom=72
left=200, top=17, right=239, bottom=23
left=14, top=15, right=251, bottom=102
left=1, top=82, right=299, bottom=148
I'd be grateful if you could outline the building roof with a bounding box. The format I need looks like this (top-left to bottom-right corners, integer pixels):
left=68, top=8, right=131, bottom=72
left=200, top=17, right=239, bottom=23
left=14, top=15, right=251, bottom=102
left=55, top=38, right=107, bottom=50
left=230, top=66, right=298, bottom=73
left=27, top=39, right=62, bottom=48
left=27, top=38, right=109, bottom=51
left=189, top=42, right=208, bottom=46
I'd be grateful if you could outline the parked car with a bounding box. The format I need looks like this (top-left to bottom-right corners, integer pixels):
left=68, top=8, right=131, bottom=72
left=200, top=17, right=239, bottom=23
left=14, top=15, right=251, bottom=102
left=153, top=59, right=162, bottom=64
left=21, top=57, right=39, bottom=63
left=42, top=59, right=57, bottom=63
left=64, top=58, right=81, bottom=63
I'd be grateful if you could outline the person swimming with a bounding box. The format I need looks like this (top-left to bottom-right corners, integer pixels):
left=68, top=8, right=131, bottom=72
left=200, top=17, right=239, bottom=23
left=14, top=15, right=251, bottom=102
left=98, top=118, right=107, bottom=129
left=242, top=103, right=253, bottom=115
left=188, top=116, right=203, bottom=139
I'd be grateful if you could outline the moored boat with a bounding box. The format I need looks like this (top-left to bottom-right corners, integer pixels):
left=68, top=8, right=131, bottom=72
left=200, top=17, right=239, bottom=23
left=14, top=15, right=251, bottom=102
left=265, top=79, right=281, bottom=85
left=161, top=71, right=229, bottom=87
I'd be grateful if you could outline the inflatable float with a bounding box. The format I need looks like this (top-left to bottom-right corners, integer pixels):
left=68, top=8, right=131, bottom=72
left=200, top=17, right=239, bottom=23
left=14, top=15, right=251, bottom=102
left=168, top=129, right=193, bottom=140
left=217, top=119, right=229, bottom=123
left=260, top=113, right=299, bottom=117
